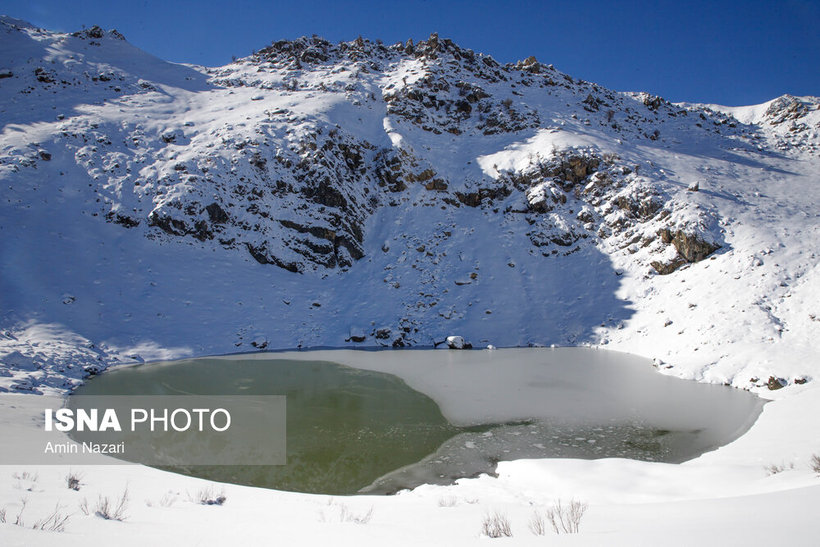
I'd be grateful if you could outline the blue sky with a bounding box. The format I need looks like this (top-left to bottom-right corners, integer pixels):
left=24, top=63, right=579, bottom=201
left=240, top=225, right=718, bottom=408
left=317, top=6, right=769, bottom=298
left=3, top=0, right=818, bottom=105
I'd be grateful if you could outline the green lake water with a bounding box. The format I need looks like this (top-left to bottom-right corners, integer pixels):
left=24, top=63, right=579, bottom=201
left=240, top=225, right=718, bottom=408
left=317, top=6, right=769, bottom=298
left=71, top=350, right=764, bottom=495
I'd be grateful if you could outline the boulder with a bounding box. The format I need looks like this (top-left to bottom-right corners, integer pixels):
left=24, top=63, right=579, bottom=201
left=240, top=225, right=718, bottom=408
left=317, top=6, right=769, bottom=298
left=445, top=335, right=472, bottom=349
left=669, top=230, right=720, bottom=262
left=653, top=228, right=721, bottom=274
left=347, top=328, right=366, bottom=343
left=767, top=376, right=785, bottom=390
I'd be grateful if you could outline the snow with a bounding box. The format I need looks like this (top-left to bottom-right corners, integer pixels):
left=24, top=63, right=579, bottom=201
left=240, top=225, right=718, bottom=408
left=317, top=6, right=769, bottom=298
left=477, top=127, right=609, bottom=177
left=1, top=18, right=819, bottom=545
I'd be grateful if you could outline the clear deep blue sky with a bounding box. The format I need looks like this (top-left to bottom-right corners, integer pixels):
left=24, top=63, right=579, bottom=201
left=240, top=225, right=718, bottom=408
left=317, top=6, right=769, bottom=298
left=3, top=0, right=818, bottom=105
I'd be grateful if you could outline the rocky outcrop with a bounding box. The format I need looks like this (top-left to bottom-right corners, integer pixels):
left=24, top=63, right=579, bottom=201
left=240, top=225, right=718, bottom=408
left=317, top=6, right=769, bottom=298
left=455, top=186, right=512, bottom=207
left=761, top=95, right=820, bottom=154
left=662, top=229, right=720, bottom=262
left=650, top=256, right=688, bottom=275
left=651, top=229, right=721, bottom=274
left=0, top=21, right=741, bottom=276
left=765, top=95, right=812, bottom=125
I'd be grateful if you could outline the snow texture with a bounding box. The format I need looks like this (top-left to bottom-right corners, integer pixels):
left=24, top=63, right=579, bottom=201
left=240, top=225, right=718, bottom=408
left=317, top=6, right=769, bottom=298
left=1, top=19, right=819, bottom=545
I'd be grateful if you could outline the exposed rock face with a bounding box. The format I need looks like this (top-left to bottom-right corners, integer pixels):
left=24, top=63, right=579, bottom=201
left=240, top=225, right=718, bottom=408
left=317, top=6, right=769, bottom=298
left=650, top=256, right=688, bottom=275
left=205, top=203, right=230, bottom=224
left=765, top=95, right=811, bottom=125
left=456, top=185, right=511, bottom=207
left=665, top=229, right=721, bottom=263
left=446, top=335, right=467, bottom=349
left=2, top=21, right=762, bottom=276
left=761, top=95, right=820, bottom=154
left=767, top=376, right=785, bottom=390
left=650, top=229, right=721, bottom=274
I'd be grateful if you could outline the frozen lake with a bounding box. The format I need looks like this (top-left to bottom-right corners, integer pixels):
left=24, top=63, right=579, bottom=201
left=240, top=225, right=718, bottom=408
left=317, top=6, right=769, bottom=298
left=72, top=348, right=765, bottom=494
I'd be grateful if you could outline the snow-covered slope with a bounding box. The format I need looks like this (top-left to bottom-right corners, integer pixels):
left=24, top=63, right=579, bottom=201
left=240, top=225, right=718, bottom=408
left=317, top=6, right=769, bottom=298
left=1, top=17, right=820, bottom=546
left=1, top=19, right=817, bottom=394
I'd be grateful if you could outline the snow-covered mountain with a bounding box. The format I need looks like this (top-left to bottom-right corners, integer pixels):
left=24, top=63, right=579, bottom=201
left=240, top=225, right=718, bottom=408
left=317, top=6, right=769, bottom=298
left=2, top=16, right=820, bottom=547
left=1, top=17, right=818, bottom=395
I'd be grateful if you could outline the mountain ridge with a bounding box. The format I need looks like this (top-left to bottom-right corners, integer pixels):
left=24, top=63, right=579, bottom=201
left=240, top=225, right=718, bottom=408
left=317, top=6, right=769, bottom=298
left=0, top=18, right=818, bottom=394
left=6, top=20, right=813, bottom=274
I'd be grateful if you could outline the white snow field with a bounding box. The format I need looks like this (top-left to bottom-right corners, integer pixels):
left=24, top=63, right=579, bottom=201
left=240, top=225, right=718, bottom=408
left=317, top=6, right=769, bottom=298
left=0, top=17, right=819, bottom=544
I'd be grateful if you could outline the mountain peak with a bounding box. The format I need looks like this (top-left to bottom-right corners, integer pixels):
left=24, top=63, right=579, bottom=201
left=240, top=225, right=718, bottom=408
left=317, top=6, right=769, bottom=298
left=0, top=15, right=39, bottom=30
left=4, top=19, right=817, bottom=289
left=70, top=24, right=127, bottom=42
left=0, top=17, right=818, bottom=382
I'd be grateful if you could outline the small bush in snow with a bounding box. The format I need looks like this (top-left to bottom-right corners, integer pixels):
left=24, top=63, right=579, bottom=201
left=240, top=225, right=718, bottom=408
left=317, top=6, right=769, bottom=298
left=12, top=471, right=39, bottom=491
left=319, top=500, right=373, bottom=524
left=0, top=500, right=69, bottom=533
left=764, top=462, right=794, bottom=475
left=810, top=454, right=820, bottom=474
left=66, top=471, right=82, bottom=491
left=545, top=499, right=588, bottom=534
left=195, top=487, right=227, bottom=506
left=481, top=512, right=513, bottom=538
left=12, top=471, right=38, bottom=482
left=32, top=504, right=71, bottom=532
left=158, top=492, right=179, bottom=507
left=528, top=510, right=547, bottom=535
left=339, top=504, right=373, bottom=524
left=437, top=495, right=457, bottom=507
left=14, top=498, right=27, bottom=526
left=95, top=487, right=129, bottom=521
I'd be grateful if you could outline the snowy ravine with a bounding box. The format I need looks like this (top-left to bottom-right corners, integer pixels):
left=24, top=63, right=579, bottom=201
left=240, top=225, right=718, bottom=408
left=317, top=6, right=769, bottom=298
left=1, top=17, right=819, bottom=545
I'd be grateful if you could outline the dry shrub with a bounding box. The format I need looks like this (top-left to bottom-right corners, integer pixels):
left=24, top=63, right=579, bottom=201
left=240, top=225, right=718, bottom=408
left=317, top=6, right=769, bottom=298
left=545, top=499, right=588, bottom=534
left=95, top=487, right=129, bottom=521
left=482, top=511, right=513, bottom=538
